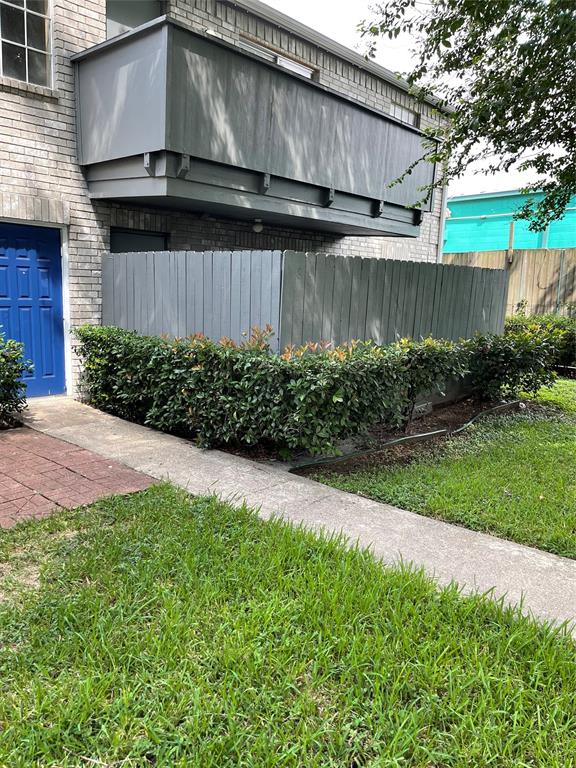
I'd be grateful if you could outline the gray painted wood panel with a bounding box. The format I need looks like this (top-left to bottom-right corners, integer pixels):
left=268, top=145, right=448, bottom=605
left=102, top=250, right=508, bottom=354
left=278, top=253, right=508, bottom=348
left=102, top=250, right=284, bottom=350
left=77, top=20, right=436, bottom=214
left=76, top=25, right=168, bottom=165
left=167, top=27, right=434, bottom=208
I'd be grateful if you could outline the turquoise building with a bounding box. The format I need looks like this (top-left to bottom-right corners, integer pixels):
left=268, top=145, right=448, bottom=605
left=443, top=190, right=576, bottom=253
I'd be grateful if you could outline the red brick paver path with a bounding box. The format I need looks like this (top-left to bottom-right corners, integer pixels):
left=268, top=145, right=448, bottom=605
left=0, top=428, right=155, bottom=529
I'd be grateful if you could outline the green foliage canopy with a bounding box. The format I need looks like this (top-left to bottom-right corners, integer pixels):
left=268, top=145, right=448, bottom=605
left=362, top=0, right=576, bottom=229
left=0, top=334, right=31, bottom=425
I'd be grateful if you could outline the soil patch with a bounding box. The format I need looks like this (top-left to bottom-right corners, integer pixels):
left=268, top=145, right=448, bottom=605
left=0, top=557, right=40, bottom=603
left=225, top=397, right=519, bottom=467
left=293, top=401, right=563, bottom=478
left=0, top=530, right=79, bottom=604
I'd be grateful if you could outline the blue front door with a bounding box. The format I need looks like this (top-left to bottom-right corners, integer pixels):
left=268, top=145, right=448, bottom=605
left=0, top=223, right=66, bottom=397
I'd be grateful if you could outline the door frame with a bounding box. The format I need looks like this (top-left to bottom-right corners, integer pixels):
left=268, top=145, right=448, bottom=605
left=0, top=217, right=71, bottom=395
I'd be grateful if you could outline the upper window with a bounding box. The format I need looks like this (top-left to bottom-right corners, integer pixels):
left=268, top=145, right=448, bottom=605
left=389, top=103, right=420, bottom=128
left=237, top=37, right=315, bottom=80
left=106, top=0, right=163, bottom=40
left=0, top=0, right=51, bottom=87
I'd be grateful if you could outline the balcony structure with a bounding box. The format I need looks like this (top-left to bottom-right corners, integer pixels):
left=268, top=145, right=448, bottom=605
left=72, top=17, right=437, bottom=238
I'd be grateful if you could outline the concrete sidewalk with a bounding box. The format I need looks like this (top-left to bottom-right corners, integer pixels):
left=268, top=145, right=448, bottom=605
left=22, top=396, right=576, bottom=632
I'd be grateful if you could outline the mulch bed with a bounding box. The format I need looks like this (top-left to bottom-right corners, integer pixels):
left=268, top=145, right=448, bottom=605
left=556, top=365, right=576, bottom=379
left=293, top=398, right=514, bottom=477
left=367, top=397, right=484, bottom=441
left=294, top=399, right=571, bottom=477
left=226, top=396, right=518, bottom=468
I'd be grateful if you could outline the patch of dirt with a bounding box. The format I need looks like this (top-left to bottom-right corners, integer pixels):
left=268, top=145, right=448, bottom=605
left=294, top=433, right=448, bottom=477
left=556, top=365, right=576, bottom=380
left=223, top=398, right=492, bottom=464
left=226, top=397, right=515, bottom=466
left=224, top=440, right=282, bottom=462
left=220, top=396, right=561, bottom=473
left=0, top=560, right=41, bottom=603
left=0, top=530, right=78, bottom=604
left=367, top=397, right=487, bottom=442
left=295, top=400, right=562, bottom=477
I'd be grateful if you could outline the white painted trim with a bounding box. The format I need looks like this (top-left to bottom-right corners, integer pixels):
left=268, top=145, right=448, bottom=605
left=59, top=224, right=72, bottom=395
left=0, top=215, right=71, bottom=395
left=449, top=207, right=576, bottom=221
left=448, top=189, right=524, bottom=202
left=437, top=185, right=448, bottom=263
left=47, top=0, right=55, bottom=89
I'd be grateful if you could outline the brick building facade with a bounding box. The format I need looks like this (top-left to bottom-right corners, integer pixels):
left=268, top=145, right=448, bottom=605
left=0, top=0, right=445, bottom=394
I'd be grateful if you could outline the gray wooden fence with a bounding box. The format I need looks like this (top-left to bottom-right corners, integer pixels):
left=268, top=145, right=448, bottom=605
left=102, top=250, right=283, bottom=347
left=102, top=250, right=509, bottom=350
left=279, top=251, right=508, bottom=347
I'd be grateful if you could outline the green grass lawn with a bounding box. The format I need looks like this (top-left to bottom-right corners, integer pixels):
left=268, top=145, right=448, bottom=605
left=315, top=379, right=576, bottom=559
left=0, top=485, right=575, bottom=766
left=528, top=377, right=576, bottom=412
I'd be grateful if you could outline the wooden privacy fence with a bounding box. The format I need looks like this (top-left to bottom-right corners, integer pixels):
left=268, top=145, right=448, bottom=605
left=102, top=250, right=509, bottom=351
left=102, top=250, right=283, bottom=346
left=444, top=248, right=576, bottom=316
left=279, top=251, right=507, bottom=347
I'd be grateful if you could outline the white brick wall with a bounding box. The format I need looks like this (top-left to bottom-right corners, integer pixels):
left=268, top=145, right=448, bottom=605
left=0, top=0, right=445, bottom=390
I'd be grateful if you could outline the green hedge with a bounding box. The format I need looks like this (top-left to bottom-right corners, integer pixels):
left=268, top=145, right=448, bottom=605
left=74, top=325, right=556, bottom=454
left=465, top=329, right=557, bottom=399
left=505, top=314, right=576, bottom=366
left=0, top=334, right=31, bottom=426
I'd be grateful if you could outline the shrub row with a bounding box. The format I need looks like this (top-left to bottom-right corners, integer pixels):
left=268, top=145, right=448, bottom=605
left=0, top=334, right=31, bottom=426
left=74, top=324, right=557, bottom=455
left=505, top=313, right=576, bottom=366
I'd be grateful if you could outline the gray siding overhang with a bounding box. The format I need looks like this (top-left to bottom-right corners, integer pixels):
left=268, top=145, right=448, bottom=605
left=73, top=17, right=438, bottom=237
